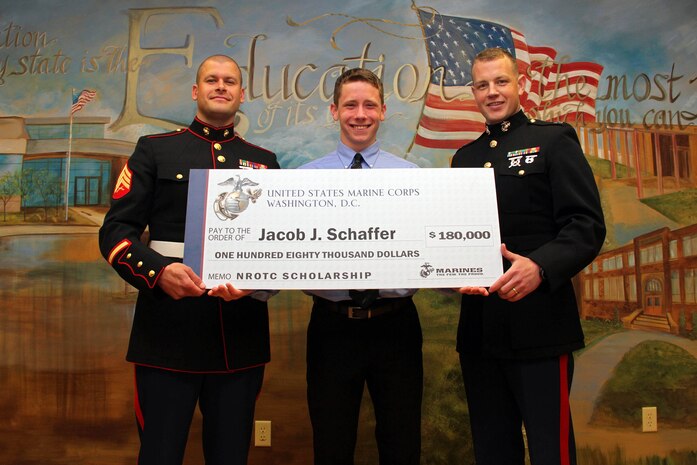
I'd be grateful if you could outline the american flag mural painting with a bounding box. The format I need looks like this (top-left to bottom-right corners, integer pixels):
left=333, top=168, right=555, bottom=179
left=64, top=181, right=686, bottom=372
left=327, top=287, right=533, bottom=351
left=70, top=89, right=97, bottom=115
left=412, top=9, right=604, bottom=150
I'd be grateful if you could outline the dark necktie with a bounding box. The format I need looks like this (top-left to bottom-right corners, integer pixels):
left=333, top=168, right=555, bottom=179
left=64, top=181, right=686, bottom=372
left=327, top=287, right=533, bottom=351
left=350, top=153, right=364, bottom=169
left=347, top=152, right=379, bottom=307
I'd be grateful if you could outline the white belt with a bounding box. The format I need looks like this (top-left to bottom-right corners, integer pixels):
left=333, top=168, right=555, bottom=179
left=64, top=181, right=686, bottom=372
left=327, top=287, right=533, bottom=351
left=149, top=240, right=184, bottom=258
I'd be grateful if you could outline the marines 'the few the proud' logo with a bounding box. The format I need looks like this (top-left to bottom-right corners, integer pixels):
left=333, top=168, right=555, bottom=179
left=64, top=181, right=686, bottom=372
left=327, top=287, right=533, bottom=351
left=213, top=175, right=262, bottom=221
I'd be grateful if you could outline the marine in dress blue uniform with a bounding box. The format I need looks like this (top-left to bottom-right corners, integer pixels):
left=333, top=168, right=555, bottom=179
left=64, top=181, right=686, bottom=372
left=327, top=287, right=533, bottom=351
left=99, top=55, right=279, bottom=465
left=450, top=48, right=605, bottom=465
left=299, top=68, right=423, bottom=465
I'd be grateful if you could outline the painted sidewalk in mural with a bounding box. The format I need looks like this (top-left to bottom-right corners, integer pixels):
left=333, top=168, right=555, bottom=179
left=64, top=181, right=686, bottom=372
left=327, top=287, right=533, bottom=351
left=572, top=331, right=697, bottom=458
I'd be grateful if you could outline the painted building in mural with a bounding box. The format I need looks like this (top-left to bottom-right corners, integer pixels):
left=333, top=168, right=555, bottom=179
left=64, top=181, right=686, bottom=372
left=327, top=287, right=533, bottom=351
left=0, top=116, right=131, bottom=212
left=575, top=121, right=697, bottom=334
left=582, top=223, right=697, bottom=334
left=578, top=123, right=697, bottom=199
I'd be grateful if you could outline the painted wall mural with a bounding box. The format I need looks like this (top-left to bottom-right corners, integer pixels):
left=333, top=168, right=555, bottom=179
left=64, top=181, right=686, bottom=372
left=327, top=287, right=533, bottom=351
left=1, top=1, right=696, bottom=464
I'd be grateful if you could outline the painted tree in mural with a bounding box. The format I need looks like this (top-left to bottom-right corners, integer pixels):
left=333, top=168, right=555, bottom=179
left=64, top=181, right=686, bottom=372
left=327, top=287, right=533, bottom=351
left=21, top=168, right=63, bottom=222
left=17, top=170, right=32, bottom=221
left=0, top=171, right=21, bottom=222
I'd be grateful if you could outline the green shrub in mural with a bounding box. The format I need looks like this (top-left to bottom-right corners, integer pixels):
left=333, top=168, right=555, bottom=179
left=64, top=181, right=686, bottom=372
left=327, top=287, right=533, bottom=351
left=591, top=341, right=697, bottom=429
left=578, top=446, right=697, bottom=465
left=641, top=190, right=697, bottom=226
left=417, top=289, right=474, bottom=465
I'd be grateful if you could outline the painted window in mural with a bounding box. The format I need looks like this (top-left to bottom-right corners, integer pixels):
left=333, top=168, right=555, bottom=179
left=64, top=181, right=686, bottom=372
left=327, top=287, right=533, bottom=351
left=684, top=234, right=697, bottom=256
left=686, top=269, right=697, bottom=303
left=21, top=158, right=110, bottom=208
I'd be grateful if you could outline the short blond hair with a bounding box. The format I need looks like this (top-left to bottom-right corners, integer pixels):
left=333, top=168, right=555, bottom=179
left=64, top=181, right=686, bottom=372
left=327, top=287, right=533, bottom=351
left=473, top=48, right=518, bottom=77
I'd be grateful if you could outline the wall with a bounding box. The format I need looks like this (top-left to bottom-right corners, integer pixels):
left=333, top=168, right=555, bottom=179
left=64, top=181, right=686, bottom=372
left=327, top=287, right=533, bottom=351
left=1, top=1, right=696, bottom=464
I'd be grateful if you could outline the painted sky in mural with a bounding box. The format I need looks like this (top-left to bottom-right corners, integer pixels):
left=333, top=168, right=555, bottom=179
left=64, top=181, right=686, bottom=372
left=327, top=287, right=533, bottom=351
left=1, top=0, right=695, bottom=167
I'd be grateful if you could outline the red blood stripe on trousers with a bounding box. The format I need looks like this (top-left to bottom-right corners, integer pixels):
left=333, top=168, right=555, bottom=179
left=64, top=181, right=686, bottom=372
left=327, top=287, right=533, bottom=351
left=559, top=354, right=571, bottom=465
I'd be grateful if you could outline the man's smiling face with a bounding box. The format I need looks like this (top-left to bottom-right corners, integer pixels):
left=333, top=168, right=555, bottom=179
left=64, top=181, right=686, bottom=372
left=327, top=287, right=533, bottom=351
left=471, top=56, right=524, bottom=124
left=192, top=57, right=244, bottom=127
left=330, top=80, right=386, bottom=153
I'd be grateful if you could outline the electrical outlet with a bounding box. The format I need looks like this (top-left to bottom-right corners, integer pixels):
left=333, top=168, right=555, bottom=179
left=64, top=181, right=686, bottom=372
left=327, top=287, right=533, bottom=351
left=642, top=406, right=658, bottom=432
left=255, top=420, right=271, bottom=447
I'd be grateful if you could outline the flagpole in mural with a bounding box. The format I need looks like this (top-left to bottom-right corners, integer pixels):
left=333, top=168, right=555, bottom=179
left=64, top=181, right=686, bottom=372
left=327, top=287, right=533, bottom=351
left=65, top=88, right=97, bottom=221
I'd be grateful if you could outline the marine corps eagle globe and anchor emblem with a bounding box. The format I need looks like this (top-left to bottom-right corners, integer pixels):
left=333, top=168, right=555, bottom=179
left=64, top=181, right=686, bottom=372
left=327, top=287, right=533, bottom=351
left=213, top=175, right=263, bottom=221
left=420, top=263, right=434, bottom=278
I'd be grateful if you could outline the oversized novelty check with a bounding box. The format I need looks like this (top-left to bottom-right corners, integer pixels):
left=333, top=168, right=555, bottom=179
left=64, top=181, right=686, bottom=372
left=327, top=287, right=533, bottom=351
left=183, top=168, right=503, bottom=289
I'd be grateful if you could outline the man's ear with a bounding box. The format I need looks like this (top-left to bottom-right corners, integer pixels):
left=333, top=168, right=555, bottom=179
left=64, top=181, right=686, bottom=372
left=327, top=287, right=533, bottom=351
left=517, top=73, right=526, bottom=96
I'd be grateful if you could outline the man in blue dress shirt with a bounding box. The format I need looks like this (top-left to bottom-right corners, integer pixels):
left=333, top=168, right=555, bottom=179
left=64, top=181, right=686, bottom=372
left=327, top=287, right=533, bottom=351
left=299, top=68, right=423, bottom=465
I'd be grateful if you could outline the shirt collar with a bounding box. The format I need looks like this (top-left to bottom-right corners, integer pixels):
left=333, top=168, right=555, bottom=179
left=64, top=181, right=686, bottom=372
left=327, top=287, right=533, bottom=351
left=336, top=140, right=381, bottom=169
left=485, top=110, right=528, bottom=137
left=189, top=117, right=236, bottom=142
